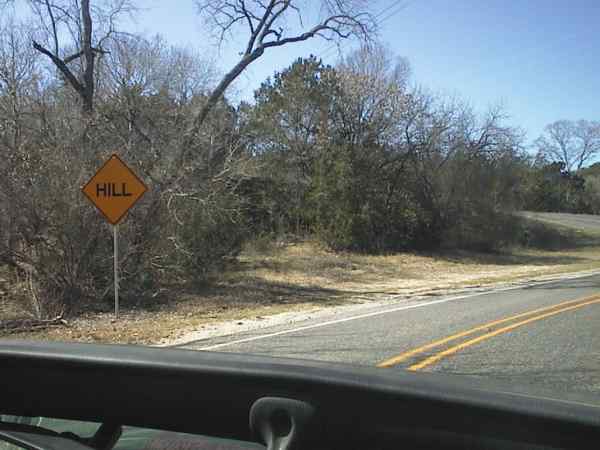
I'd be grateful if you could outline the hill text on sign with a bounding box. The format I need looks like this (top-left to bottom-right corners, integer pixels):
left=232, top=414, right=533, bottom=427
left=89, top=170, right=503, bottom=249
left=82, top=154, right=147, bottom=225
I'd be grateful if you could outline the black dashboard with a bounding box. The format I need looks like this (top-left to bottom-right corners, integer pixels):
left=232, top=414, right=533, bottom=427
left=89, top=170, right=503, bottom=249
left=1, top=340, right=599, bottom=449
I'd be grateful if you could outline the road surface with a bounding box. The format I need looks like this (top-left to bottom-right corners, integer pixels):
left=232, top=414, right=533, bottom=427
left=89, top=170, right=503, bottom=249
left=182, top=273, right=600, bottom=398
left=520, top=211, right=600, bottom=233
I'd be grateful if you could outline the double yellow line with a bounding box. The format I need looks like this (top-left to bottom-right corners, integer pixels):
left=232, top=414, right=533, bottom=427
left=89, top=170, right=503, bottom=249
left=377, top=294, right=600, bottom=371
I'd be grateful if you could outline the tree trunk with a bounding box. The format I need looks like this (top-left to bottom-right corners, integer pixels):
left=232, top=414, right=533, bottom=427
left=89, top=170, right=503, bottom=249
left=176, top=50, right=263, bottom=170
left=80, top=0, right=95, bottom=115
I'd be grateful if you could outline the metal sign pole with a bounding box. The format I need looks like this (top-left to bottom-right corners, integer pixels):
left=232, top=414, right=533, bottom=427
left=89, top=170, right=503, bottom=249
left=113, top=224, right=119, bottom=319
left=82, top=154, right=147, bottom=322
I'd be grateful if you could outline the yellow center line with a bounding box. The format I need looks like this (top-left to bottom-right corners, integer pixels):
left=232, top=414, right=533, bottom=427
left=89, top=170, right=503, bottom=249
left=377, top=294, right=599, bottom=368
left=409, top=297, right=600, bottom=371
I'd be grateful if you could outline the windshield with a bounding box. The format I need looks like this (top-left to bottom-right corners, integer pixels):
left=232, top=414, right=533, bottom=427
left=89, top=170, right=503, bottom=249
left=0, top=415, right=264, bottom=449
left=1, top=0, right=599, bottom=427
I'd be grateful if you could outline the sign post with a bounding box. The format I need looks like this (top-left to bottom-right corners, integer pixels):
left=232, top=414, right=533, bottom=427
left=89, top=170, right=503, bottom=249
left=82, top=154, right=147, bottom=319
left=113, top=225, right=119, bottom=319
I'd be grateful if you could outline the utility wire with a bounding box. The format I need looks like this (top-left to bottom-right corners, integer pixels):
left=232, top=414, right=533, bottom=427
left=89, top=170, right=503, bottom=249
left=317, top=0, right=407, bottom=61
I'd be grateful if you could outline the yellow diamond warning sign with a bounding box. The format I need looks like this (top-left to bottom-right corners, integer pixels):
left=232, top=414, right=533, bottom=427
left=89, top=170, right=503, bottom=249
left=82, top=154, right=147, bottom=225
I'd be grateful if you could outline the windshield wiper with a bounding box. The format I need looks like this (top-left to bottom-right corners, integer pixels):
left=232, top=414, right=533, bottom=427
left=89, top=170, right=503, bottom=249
left=0, top=420, right=121, bottom=450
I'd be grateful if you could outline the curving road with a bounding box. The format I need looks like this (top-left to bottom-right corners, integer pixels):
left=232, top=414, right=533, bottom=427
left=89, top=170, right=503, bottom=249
left=183, top=273, right=600, bottom=400
left=520, top=211, right=600, bottom=233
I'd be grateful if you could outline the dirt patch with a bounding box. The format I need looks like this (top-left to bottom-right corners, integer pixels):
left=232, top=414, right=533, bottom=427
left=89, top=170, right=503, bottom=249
left=3, top=239, right=600, bottom=345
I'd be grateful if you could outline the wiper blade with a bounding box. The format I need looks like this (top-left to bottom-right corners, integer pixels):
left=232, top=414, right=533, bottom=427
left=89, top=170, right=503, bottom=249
left=0, top=421, right=121, bottom=450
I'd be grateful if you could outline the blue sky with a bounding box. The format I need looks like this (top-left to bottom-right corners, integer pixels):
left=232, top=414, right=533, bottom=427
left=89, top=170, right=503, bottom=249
left=127, top=0, right=599, bottom=145
left=18, top=0, right=600, bottom=145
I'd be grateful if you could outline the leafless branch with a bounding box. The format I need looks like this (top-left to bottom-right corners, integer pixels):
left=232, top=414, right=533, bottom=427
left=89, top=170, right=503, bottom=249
left=32, top=39, right=84, bottom=95
left=178, top=0, right=375, bottom=170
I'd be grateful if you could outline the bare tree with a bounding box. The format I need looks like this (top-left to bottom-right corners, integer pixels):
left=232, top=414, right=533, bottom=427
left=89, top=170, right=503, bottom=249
left=335, top=43, right=410, bottom=147
left=95, top=34, right=218, bottom=176
left=99, top=34, right=216, bottom=106
left=9, top=0, right=135, bottom=114
left=535, top=119, right=600, bottom=172
left=0, top=17, right=42, bottom=279
left=182, top=0, right=377, bottom=166
left=0, top=17, right=39, bottom=152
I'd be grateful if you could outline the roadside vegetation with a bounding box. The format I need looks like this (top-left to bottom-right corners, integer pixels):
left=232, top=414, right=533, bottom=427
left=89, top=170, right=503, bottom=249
left=4, top=228, right=600, bottom=344
left=1, top=1, right=599, bottom=340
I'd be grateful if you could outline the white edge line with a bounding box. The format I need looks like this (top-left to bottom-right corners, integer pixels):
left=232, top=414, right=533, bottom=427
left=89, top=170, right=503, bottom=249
left=496, top=389, right=600, bottom=410
left=198, top=270, right=600, bottom=351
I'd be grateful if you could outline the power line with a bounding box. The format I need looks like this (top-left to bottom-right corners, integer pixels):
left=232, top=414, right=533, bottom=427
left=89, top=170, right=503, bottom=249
left=319, top=1, right=404, bottom=59
left=317, top=0, right=407, bottom=61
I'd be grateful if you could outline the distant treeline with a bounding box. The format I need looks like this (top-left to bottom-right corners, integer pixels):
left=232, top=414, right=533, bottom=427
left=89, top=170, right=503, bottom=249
left=522, top=162, right=600, bottom=215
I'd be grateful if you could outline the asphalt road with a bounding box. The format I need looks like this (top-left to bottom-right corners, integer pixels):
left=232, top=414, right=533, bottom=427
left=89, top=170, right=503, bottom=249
left=183, top=273, right=600, bottom=399
left=520, top=211, right=600, bottom=232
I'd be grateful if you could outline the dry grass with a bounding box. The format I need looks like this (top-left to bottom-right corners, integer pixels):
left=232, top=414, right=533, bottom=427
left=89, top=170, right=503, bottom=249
left=238, top=240, right=600, bottom=295
left=3, top=236, right=600, bottom=345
